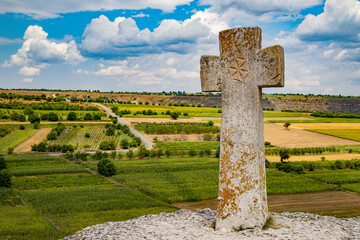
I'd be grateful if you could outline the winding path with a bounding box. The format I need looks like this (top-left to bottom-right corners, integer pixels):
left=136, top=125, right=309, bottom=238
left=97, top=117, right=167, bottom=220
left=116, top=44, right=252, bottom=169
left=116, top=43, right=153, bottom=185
left=93, top=103, right=152, bottom=149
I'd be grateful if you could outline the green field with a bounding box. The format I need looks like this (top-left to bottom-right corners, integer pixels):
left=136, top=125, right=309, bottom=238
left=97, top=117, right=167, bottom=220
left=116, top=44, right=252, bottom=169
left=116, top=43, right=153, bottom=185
left=0, top=129, right=37, bottom=152
left=47, top=126, right=133, bottom=150
left=307, top=129, right=360, bottom=142
left=2, top=154, right=360, bottom=239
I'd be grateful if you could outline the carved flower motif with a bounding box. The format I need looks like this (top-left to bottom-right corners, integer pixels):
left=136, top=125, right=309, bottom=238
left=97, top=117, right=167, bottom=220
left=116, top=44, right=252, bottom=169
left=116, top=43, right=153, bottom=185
left=228, top=58, right=249, bottom=82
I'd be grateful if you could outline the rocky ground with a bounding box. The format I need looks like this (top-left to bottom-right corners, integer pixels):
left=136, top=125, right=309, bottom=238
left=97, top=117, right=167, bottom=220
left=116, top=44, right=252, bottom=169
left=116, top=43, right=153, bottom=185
left=64, top=209, right=360, bottom=240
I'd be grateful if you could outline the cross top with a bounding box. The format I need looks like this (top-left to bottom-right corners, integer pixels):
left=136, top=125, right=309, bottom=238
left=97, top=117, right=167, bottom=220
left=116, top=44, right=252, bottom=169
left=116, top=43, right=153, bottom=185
left=201, top=27, right=284, bottom=92
left=200, top=27, right=285, bottom=232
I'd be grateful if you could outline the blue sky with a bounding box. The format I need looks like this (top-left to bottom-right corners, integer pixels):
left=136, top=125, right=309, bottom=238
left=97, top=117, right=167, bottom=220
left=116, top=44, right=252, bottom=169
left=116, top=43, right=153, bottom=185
left=0, top=0, right=359, bottom=95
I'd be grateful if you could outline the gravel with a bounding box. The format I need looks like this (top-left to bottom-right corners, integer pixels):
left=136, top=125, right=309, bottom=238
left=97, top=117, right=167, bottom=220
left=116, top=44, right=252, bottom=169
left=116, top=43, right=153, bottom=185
left=63, top=209, right=360, bottom=240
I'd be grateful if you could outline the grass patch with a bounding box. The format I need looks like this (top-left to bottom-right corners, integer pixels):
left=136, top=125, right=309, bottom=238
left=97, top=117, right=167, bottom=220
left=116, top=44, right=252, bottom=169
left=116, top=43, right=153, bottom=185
left=0, top=129, right=37, bottom=152
left=305, top=169, right=360, bottom=184
left=0, top=205, right=59, bottom=240
left=266, top=169, right=336, bottom=194
left=155, top=141, right=220, bottom=151
left=24, top=185, right=167, bottom=214
left=9, top=164, right=90, bottom=176
left=0, top=188, right=22, bottom=207
left=12, top=175, right=112, bottom=190
left=341, top=183, right=360, bottom=194
left=307, top=129, right=360, bottom=142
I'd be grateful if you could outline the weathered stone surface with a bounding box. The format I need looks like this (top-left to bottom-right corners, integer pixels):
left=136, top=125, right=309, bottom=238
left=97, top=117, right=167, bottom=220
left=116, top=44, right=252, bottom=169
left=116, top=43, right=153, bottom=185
left=200, top=27, right=284, bottom=232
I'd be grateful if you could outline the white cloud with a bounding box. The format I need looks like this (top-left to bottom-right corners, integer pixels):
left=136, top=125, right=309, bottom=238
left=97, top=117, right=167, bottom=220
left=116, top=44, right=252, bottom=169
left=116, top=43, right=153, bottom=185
left=201, top=0, right=322, bottom=24
left=21, top=78, right=33, bottom=83
left=201, top=0, right=322, bottom=14
left=296, top=0, right=360, bottom=42
left=132, top=13, right=149, bottom=18
left=4, top=25, right=84, bottom=77
left=0, top=36, right=22, bottom=45
left=81, top=12, right=227, bottom=59
left=0, top=0, right=193, bottom=19
left=74, top=69, right=89, bottom=75
left=19, top=66, right=40, bottom=76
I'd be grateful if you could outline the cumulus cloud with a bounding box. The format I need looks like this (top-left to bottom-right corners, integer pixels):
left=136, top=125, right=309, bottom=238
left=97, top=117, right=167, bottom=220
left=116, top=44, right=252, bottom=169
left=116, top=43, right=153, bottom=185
left=296, top=0, right=360, bottom=42
left=200, top=0, right=322, bottom=24
left=202, top=0, right=322, bottom=15
left=81, top=12, right=227, bottom=59
left=21, top=78, right=33, bottom=83
left=4, top=25, right=84, bottom=76
left=19, top=66, right=40, bottom=76
left=0, top=0, right=193, bottom=19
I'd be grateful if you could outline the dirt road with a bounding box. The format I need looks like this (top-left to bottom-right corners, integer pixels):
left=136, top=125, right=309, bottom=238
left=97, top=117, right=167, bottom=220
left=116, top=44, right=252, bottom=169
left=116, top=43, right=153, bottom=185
left=14, top=128, right=52, bottom=152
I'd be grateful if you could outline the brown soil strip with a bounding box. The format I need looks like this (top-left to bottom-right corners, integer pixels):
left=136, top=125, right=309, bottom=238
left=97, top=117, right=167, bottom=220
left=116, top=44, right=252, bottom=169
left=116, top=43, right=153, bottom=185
left=173, top=191, right=360, bottom=218
left=264, top=123, right=360, bottom=148
left=290, top=123, right=360, bottom=129
left=145, top=134, right=205, bottom=142
left=0, top=121, right=109, bottom=125
left=266, top=153, right=360, bottom=162
left=14, top=128, right=52, bottom=152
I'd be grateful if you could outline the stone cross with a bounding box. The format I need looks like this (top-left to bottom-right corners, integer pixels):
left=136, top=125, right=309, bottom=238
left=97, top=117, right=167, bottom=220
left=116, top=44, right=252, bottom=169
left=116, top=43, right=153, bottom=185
left=200, top=27, right=284, bottom=231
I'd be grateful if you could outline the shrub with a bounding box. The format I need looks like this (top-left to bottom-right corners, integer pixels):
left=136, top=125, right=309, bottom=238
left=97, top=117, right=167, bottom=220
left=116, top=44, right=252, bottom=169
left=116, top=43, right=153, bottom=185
left=207, top=120, right=214, bottom=126
left=7, top=147, right=14, bottom=155
left=47, top=131, right=58, bottom=140
left=84, top=113, right=92, bottom=120
left=127, top=150, right=134, bottom=159
left=67, top=112, right=77, bottom=121
left=0, top=171, right=11, bottom=188
left=138, top=145, right=149, bottom=158
left=112, top=119, right=118, bottom=124
left=189, top=148, right=196, bottom=156
left=23, top=107, right=34, bottom=115
left=48, top=112, right=59, bottom=121
left=85, top=132, right=90, bottom=138
left=110, top=151, right=117, bottom=159
left=165, top=149, right=171, bottom=157
left=106, top=127, right=115, bottom=136
left=33, top=122, right=39, bottom=129
left=28, top=113, right=40, bottom=123
left=283, top=122, right=291, bottom=130
left=19, top=125, right=25, bottom=130
left=120, top=139, right=130, bottom=149
left=183, top=112, right=189, bottom=116
left=97, top=159, right=117, bottom=177
left=279, top=149, right=290, bottom=162
left=99, top=140, right=116, bottom=150
left=215, top=147, right=220, bottom=158
left=170, top=111, right=180, bottom=120
left=0, top=156, right=6, bottom=171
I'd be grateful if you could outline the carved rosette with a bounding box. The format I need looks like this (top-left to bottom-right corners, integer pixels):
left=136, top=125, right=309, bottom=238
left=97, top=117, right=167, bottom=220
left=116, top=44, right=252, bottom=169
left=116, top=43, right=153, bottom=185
left=228, top=58, right=249, bottom=82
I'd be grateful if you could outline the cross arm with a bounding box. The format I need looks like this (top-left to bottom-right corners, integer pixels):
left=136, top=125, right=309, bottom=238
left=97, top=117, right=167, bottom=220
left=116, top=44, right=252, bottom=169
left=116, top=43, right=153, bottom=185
left=200, top=55, right=221, bottom=92
left=256, top=45, right=284, bottom=88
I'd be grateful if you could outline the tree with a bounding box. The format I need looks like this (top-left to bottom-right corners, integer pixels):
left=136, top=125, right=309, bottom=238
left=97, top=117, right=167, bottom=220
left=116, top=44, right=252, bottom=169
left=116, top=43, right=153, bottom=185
left=127, top=150, right=134, bottom=159
left=48, top=112, right=59, bottom=121
left=84, top=113, right=92, bottom=120
left=47, top=131, right=58, bottom=140
left=67, top=112, right=77, bottom=121
left=28, top=113, right=40, bottom=123
left=120, top=139, right=129, bottom=149
left=106, top=127, right=115, bottom=136
left=0, top=156, right=6, bottom=171
left=23, top=107, right=34, bottom=115
left=99, top=140, right=116, bottom=150
left=97, top=159, right=117, bottom=177
left=137, top=145, right=149, bottom=158
left=0, top=171, right=11, bottom=188
left=284, top=122, right=291, bottom=130
left=85, top=132, right=90, bottom=138
left=170, top=111, right=180, bottom=120
left=279, top=149, right=290, bottom=163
